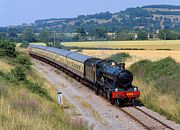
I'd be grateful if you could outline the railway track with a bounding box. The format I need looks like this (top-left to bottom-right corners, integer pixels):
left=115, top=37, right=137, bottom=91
left=32, top=57, right=176, bottom=130
left=95, top=90, right=175, bottom=130
left=119, top=106, right=174, bottom=130
left=97, top=93, right=174, bottom=130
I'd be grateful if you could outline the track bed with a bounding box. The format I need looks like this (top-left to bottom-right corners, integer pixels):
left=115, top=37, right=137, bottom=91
left=32, top=58, right=180, bottom=130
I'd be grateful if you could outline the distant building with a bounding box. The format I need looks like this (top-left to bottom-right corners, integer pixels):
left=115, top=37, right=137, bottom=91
left=134, top=34, right=138, bottom=39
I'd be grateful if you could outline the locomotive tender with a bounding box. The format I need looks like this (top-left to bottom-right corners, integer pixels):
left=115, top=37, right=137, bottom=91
left=28, top=44, right=140, bottom=105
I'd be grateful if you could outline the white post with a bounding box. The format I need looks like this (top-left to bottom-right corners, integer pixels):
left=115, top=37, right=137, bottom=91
left=57, top=91, right=63, bottom=105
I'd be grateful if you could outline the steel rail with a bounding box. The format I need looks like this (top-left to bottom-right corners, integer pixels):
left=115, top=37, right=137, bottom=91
left=134, top=106, right=174, bottom=130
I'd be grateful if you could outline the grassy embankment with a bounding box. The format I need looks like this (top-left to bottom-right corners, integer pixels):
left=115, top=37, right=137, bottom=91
left=109, top=53, right=180, bottom=123
left=0, top=41, right=90, bottom=130
left=130, top=57, right=180, bottom=123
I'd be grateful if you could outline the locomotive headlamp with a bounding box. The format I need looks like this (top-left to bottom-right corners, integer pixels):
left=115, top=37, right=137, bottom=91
left=115, top=88, right=118, bottom=92
left=134, top=87, right=138, bottom=91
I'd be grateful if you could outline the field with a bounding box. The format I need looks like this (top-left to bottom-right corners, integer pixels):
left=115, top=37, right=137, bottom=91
left=63, top=40, right=180, bottom=65
left=30, top=42, right=46, bottom=46
left=62, top=40, right=180, bottom=50
left=80, top=50, right=180, bottom=67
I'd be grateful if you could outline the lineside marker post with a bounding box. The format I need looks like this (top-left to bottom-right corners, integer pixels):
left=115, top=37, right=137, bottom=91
left=57, top=91, right=63, bottom=105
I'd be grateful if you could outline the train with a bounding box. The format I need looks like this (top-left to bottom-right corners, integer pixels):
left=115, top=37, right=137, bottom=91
left=28, top=44, right=140, bottom=105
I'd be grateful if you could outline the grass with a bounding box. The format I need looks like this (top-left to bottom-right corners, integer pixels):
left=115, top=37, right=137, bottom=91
left=130, top=57, right=180, bottom=123
left=0, top=57, right=90, bottom=130
left=134, top=79, right=179, bottom=123
left=73, top=95, right=105, bottom=126
left=62, top=40, right=180, bottom=50
left=0, top=59, right=13, bottom=72
left=80, top=100, right=105, bottom=126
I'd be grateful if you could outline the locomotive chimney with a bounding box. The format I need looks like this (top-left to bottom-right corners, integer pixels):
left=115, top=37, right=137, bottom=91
left=119, top=63, right=125, bottom=69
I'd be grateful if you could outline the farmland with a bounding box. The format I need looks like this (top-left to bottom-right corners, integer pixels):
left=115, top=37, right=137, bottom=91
left=62, top=40, right=180, bottom=66
left=80, top=50, right=180, bottom=66
left=62, top=40, right=180, bottom=50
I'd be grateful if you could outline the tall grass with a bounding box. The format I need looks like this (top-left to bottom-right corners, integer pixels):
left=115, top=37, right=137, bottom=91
left=130, top=57, right=180, bottom=123
left=0, top=54, right=90, bottom=129
left=0, top=59, right=13, bottom=72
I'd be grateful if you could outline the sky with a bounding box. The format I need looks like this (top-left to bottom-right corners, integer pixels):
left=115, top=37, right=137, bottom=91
left=0, top=0, right=180, bottom=27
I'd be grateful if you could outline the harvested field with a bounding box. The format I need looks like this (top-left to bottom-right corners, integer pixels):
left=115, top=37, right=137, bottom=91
left=80, top=50, right=180, bottom=67
left=62, top=40, right=180, bottom=50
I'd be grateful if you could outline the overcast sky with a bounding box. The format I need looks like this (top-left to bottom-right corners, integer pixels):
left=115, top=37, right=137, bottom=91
left=0, top=0, right=180, bottom=26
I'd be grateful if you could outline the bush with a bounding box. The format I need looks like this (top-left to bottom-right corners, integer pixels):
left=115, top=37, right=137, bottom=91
left=24, top=80, right=52, bottom=101
left=0, top=40, right=16, bottom=57
left=108, top=52, right=131, bottom=62
left=19, top=42, right=29, bottom=48
left=137, top=31, right=148, bottom=40
left=130, top=57, right=180, bottom=100
left=16, top=54, right=32, bottom=69
left=11, top=66, right=27, bottom=81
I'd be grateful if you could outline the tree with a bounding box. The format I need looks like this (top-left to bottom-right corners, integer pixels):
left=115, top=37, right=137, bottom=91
left=22, top=27, right=36, bottom=42
left=39, top=29, right=51, bottom=43
left=115, top=31, right=134, bottom=40
left=75, top=28, right=87, bottom=41
left=137, top=31, right=148, bottom=40
left=8, top=28, right=17, bottom=38
left=158, top=29, right=180, bottom=40
left=7, top=28, right=18, bottom=42
left=93, top=27, right=107, bottom=40
left=0, top=32, right=7, bottom=40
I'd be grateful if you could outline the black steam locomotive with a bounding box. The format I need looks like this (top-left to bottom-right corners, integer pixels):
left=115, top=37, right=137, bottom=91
left=29, top=45, right=140, bottom=105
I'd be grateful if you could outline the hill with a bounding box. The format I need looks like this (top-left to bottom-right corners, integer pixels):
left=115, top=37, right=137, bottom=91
left=33, top=5, right=180, bottom=32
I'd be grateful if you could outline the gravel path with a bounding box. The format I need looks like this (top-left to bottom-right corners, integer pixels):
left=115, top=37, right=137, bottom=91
left=32, top=59, right=180, bottom=130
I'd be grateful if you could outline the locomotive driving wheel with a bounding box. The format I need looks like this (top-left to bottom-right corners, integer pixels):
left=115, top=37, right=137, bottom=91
left=110, top=99, right=115, bottom=105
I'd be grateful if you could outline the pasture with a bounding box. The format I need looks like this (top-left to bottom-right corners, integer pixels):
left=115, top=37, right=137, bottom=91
left=62, top=40, right=180, bottom=50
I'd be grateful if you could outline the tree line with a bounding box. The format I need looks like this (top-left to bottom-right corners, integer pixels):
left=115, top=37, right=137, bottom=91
left=1, top=26, right=180, bottom=43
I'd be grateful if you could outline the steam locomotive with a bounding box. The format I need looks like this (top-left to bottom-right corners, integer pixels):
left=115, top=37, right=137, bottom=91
left=28, top=44, right=140, bottom=105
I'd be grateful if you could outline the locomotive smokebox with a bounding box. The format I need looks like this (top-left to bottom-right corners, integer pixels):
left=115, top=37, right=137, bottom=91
left=117, top=70, right=133, bottom=87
